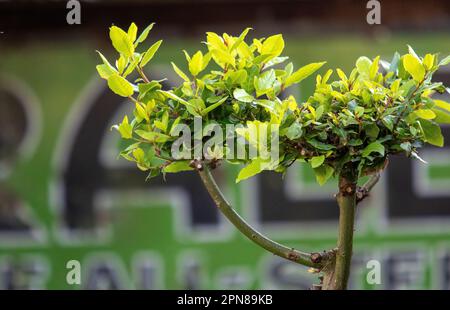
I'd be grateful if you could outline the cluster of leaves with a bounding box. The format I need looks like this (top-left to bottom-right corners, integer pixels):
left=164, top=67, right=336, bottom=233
left=286, top=47, right=450, bottom=184
left=97, top=23, right=450, bottom=185
left=97, top=23, right=326, bottom=181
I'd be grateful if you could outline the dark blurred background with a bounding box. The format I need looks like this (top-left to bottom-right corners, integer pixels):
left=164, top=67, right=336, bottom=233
left=0, top=0, right=450, bottom=290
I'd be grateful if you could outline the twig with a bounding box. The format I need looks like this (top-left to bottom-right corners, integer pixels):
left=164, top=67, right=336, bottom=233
left=356, top=173, right=381, bottom=204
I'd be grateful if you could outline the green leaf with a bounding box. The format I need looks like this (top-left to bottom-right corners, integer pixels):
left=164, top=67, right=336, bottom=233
left=254, top=100, right=276, bottom=112
left=403, top=54, right=425, bottom=83
left=382, top=115, right=395, bottom=131
left=261, top=34, right=285, bottom=58
left=158, top=90, right=189, bottom=105
left=123, top=57, right=140, bottom=78
left=189, top=98, right=206, bottom=110
left=107, top=74, right=134, bottom=97
left=313, top=164, right=334, bottom=186
left=135, top=102, right=148, bottom=121
left=236, top=160, right=263, bottom=183
left=423, top=54, right=435, bottom=70
left=236, top=157, right=276, bottom=183
left=336, top=68, right=348, bottom=82
left=418, top=119, right=444, bottom=147
left=354, top=106, right=364, bottom=117
left=206, top=32, right=226, bottom=51
left=226, top=69, right=247, bottom=85
left=389, top=52, right=401, bottom=72
left=307, top=139, right=335, bottom=151
left=407, top=45, right=420, bottom=60
left=310, top=155, right=325, bottom=168
left=135, top=130, right=171, bottom=143
left=438, top=55, right=450, bottom=67
left=356, top=56, right=372, bottom=76
left=140, top=40, right=162, bottom=67
left=201, top=96, right=228, bottom=115
left=263, top=57, right=289, bottom=70
left=369, top=56, right=380, bottom=79
left=364, top=123, right=380, bottom=140
left=433, top=108, right=450, bottom=124
left=96, top=51, right=117, bottom=73
left=171, top=62, right=190, bottom=82
left=434, top=99, right=450, bottom=112
left=163, top=161, right=193, bottom=173
left=361, top=141, right=385, bottom=157
left=138, top=81, right=161, bottom=97
left=109, top=25, right=134, bottom=57
left=96, top=64, right=116, bottom=79
left=233, top=88, right=254, bottom=103
left=135, top=23, right=155, bottom=45
left=189, top=51, right=203, bottom=76
left=211, top=48, right=235, bottom=68
left=285, top=122, right=303, bottom=140
left=230, top=27, right=252, bottom=51
left=254, top=69, right=276, bottom=97
left=132, top=147, right=145, bottom=163
left=127, top=23, right=138, bottom=43
left=113, top=115, right=133, bottom=139
left=414, top=109, right=436, bottom=120
left=116, top=55, right=127, bottom=74
left=285, top=62, right=326, bottom=87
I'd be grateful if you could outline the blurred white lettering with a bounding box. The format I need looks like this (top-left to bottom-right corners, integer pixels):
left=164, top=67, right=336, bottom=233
left=366, top=259, right=381, bottom=285
left=66, top=0, right=81, bottom=25
left=366, top=0, right=381, bottom=25
left=66, top=260, right=81, bottom=285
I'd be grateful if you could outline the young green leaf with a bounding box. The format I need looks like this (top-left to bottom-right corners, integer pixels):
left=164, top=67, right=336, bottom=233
left=419, top=119, right=444, bottom=147
left=189, top=51, right=204, bottom=76
left=261, top=34, right=284, bottom=58
left=171, top=62, right=190, bottom=82
left=361, top=141, right=385, bottom=157
left=284, top=62, right=326, bottom=88
left=140, top=40, right=163, bottom=67
left=107, top=74, right=134, bottom=97
left=236, top=157, right=276, bottom=183
left=439, top=55, right=450, bottom=67
left=356, top=56, right=372, bottom=76
left=135, top=23, right=155, bottom=45
left=110, top=25, right=134, bottom=57
left=201, top=96, right=228, bottom=115
left=313, top=164, right=334, bottom=186
left=127, top=23, right=138, bottom=43
left=414, top=109, right=436, bottom=120
left=135, top=130, right=171, bottom=143
left=233, top=88, right=254, bottom=103
left=112, top=115, right=132, bottom=139
left=157, top=90, right=195, bottom=109
left=96, top=51, right=117, bottom=72
left=230, top=27, right=252, bottom=51
left=163, top=161, right=194, bottom=173
left=96, top=64, right=117, bottom=79
left=310, top=155, right=325, bottom=169
left=403, top=54, right=425, bottom=83
left=285, top=122, right=303, bottom=140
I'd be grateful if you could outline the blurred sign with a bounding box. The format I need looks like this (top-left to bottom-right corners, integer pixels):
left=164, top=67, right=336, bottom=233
left=0, top=42, right=450, bottom=290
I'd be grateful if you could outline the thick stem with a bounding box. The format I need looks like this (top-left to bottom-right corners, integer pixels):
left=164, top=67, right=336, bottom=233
left=198, top=165, right=322, bottom=268
left=333, top=171, right=357, bottom=290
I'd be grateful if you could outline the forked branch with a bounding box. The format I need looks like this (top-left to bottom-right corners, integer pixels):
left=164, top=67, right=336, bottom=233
left=197, top=164, right=329, bottom=268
